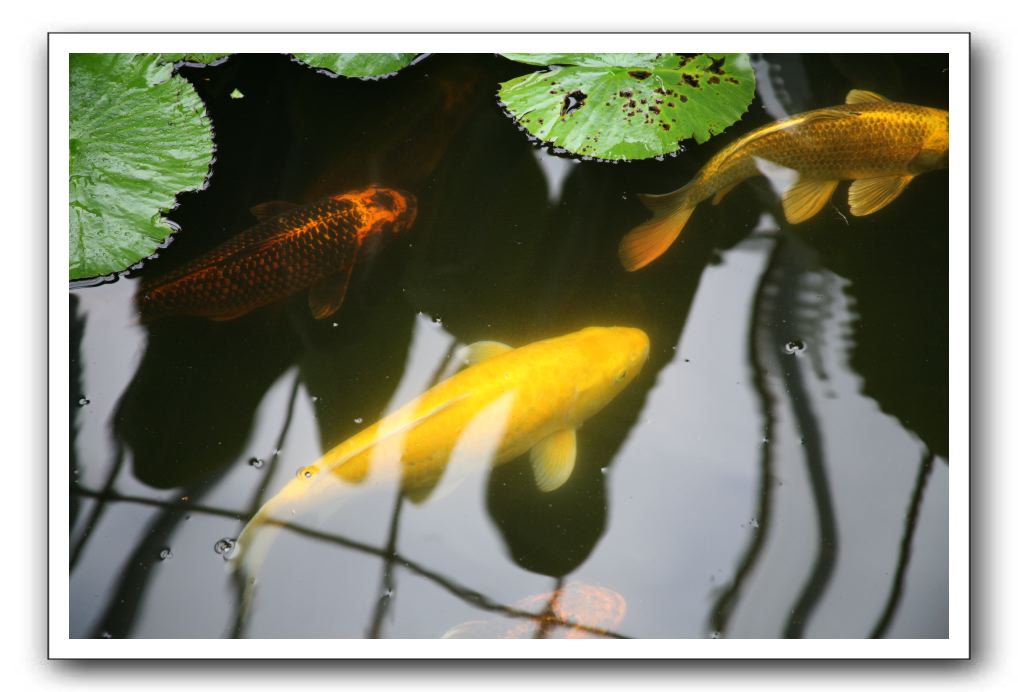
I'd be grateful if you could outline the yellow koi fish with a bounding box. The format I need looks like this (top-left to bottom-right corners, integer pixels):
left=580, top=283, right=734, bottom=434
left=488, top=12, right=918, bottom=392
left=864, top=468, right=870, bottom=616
left=232, top=326, right=650, bottom=576
left=619, top=89, right=949, bottom=271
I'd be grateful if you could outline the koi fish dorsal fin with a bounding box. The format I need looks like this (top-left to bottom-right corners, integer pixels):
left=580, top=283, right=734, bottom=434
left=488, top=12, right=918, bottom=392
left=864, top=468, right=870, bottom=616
left=250, top=200, right=299, bottom=221
left=530, top=428, right=577, bottom=492
left=782, top=179, right=839, bottom=224
left=457, top=341, right=513, bottom=365
left=848, top=175, right=914, bottom=216
left=845, top=89, right=889, bottom=105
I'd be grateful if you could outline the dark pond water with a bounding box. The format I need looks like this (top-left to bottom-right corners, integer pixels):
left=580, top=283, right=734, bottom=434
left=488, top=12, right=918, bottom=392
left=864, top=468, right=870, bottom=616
left=69, top=53, right=949, bottom=639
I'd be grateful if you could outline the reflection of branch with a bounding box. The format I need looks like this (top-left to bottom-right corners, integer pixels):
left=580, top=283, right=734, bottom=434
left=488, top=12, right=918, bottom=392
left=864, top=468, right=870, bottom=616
left=781, top=338, right=837, bottom=638
left=709, top=236, right=782, bottom=636
left=85, top=475, right=225, bottom=639
left=69, top=440, right=126, bottom=571
left=778, top=237, right=837, bottom=639
left=230, top=370, right=302, bottom=639
left=869, top=448, right=935, bottom=638
left=72, top=485, right=628, bottom=639
left=365, top=338, right=459, bottom=638
left=534, top=576, right=565, bottom=639
left=366, top=494, right=404, bottom=638
left=250, top=371, right=303, bottom=511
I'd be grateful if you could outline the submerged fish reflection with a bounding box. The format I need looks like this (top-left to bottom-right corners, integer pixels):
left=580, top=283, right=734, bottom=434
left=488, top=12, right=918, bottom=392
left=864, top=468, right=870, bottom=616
left=442, top=582, right=627, bottom=639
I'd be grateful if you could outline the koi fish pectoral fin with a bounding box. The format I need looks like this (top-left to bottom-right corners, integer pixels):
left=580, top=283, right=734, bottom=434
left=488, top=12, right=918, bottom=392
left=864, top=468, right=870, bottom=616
left=753, top=157, right=838, bottom=224
left=848, top=175, right=914, bottom=216
left=529, top=428, right=577, bottom=492
left=308, top=265, right=355, bottom=319
left=782, top=179, right=839, bottom=224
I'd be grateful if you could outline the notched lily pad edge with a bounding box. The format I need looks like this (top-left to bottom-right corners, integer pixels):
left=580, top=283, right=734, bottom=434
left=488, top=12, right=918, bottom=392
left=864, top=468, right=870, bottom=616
left=288, top=53, right=430, bottom=81
left=495, top=94, right=695, bottom=165
left=69, top=126, right=220, bottom=289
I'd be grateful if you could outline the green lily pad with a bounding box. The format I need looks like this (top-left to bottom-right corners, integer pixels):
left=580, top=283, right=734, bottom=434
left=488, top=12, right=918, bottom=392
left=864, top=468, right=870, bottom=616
left=497, top=53, right=755, bottom=161
left=69, top=53, right=215, bottom=281
left=291, top=53, right=418, bottom=79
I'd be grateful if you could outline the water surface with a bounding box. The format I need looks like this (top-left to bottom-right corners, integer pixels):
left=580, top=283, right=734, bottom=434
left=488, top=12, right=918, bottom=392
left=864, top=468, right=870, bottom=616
left=69, top=53, right=949, bottom=639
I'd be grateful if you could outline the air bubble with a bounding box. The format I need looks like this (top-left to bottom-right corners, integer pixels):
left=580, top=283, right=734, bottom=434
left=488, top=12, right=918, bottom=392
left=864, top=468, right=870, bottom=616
left=783, top=339, right=807, bottom=355
left=158, top=547, right=173, bottom=560
left=298, top=467, right=315, bottom=479
left=213, top=538, right=235, bottom=557
left=77, top=397, right=90, bottom=406
left=249, top=457, right=264, bottom=469
left=749, top=518, right=759, bottom=529
left=354, top=417, right=363, bottom=424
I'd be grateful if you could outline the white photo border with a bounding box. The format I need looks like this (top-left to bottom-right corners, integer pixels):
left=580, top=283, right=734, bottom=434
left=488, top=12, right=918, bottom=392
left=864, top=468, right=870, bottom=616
left=49, top=32, right=970, bottom=660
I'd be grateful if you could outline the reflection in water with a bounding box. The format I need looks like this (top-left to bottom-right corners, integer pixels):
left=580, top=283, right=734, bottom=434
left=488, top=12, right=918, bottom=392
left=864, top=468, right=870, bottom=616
left=443, top=580, right=627, bottom=639
left=228, top=371, right=302, bottom=638
left=69, top=294, right=85, bottom=533
left=68, top=54, right=949, bottom=639
left=870, top=449, right=936, bottom=638
left=771, top=237, right=838, bottom=639
left=708, top=231, right=839, bottom=638
left=113, top=314, right=300, bottom=489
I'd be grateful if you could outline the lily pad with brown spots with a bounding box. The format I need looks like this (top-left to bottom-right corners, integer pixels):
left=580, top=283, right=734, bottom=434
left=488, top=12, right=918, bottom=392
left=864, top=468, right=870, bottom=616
left=497, top=53, right=755, bottom=161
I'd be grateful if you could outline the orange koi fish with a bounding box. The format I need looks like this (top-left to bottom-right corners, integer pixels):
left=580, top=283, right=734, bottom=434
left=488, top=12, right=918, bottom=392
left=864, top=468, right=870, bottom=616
left=136, top=187, right=417, bottom=321
left=619, top=90, right=949, bottom=270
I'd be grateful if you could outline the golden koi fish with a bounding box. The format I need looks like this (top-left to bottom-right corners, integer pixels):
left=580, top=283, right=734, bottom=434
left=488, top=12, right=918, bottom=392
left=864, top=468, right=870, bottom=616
left=619, top=90, right=949, bottom=271
left=232, top=326, right=650, bottom=575
left=137, top=187, right=417, bottom=321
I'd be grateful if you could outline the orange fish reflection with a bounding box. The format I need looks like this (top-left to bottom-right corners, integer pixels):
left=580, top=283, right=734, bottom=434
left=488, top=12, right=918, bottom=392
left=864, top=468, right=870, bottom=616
left=442, top=583, right=627, bottom=639
left=136, top=187, right=417, bottom=322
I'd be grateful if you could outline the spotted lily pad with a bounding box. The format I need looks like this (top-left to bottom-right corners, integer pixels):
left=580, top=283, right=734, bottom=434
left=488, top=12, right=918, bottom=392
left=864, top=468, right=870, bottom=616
left=291, top=53, right=419, bottom=79
left=497, top=53, right=755, bottom=161
left=69, top=53, right=216, bottom=281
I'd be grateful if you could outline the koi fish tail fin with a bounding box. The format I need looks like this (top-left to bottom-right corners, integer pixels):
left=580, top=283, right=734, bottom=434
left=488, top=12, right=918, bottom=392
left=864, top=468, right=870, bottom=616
left=619, top=184, right=697, bottom=271
left=226, top=465, right=353, bottom=622
left=225, top=500, right=283, bottom=613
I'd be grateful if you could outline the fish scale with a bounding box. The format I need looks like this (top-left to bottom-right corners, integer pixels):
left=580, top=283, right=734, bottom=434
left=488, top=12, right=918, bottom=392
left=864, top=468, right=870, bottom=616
left=136, top=187, right=417, bottom=321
